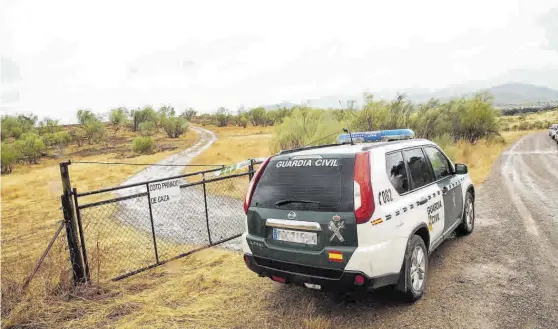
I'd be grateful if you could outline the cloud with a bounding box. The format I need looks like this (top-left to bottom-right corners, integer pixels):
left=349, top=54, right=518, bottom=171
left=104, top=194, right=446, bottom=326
left=1, top=0, right=558, bottom=121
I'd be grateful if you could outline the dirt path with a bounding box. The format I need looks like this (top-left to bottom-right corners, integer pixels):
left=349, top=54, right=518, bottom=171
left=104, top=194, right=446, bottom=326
left=258, top=132, right=558, bottom=329
left=113, top=126, right=246, bottom=257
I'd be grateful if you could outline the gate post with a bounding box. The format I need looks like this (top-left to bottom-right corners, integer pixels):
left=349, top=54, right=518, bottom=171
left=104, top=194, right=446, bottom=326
left=60, top=161, right=86, bottom=284
left=248, top=159, right=254, bottom=181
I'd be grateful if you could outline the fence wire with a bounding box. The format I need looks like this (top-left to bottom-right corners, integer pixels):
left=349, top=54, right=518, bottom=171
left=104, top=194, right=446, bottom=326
left=75, top=170, right=252, bottom=281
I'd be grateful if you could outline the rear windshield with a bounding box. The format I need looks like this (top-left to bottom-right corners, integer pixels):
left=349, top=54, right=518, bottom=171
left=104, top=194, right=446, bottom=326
left=251, top=156, right=355, bottom=212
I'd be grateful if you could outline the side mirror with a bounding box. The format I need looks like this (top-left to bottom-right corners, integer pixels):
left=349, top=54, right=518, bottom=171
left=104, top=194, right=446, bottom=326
left=455, top=163, right=468, bottom=175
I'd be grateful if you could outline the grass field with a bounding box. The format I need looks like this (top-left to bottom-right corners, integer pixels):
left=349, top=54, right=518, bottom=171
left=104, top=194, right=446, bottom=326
left=498, top=108, right=558, bottom=131
left=1, top=126, right=200, bottom=326
left=1, top=124, right=533, bottom=329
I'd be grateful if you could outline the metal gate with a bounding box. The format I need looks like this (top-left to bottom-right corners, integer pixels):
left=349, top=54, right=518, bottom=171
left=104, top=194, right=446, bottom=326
left=59, top=160, right=258, bottom=283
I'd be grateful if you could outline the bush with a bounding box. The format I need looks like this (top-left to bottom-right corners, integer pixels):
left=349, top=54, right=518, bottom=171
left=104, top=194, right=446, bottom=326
left=270, top=108, right=343, bottom=153
left=139, top=121, right=156, bottom=136
left=109, top=108, right=129, bottom=132
left=162, top=117, right=188, bottom=138
left=84, top=119, right=107, bottom=144
left=215, top=107, right=231, bottom=127
left=132, top=136, right=155, bottom=154
left=14, top=133, right=45, bottom=164
left=131, top=107, right=158, bottom=131
left=77, top=109, right=97, bottom=125
left=1, top=114, right=37, bottom=140
left=1, top=143, right=19, bottom=174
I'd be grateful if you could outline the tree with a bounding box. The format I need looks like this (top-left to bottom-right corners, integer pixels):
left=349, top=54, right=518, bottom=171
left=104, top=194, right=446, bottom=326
left=162, top=117, right=188, bottom=138
left=84, top=120, right=107, bottom=144
left=130, top=106, right=158, bottom=131
left=1, top=114, right=37, bottom=140
left=1, top=142, right=19, bottom=174
left=109, top=107, right=129, bottom=133
left=215, top=107, right=231, bottom=127
left=158, top=105, right=176, bottom=119
left=181, top=108, right=197, bottom=121
left=14, top=133, right=45, bottom=164
left=248, top=107, right=267, bottom=126
left=139, top=121, right=156, bottom=136
left=37, top=118, right=61, bottom=135
left=77, top=109, right=96, bottom=125
left=270, top=108, right=343, bottom=153
left=54, top=131, right=71, bottom=152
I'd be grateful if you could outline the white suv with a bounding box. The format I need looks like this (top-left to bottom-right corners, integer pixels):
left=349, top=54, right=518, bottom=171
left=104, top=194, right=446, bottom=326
left=241, top=129, right=475, bottom=302
left=549, top=124, right=558, bottom=139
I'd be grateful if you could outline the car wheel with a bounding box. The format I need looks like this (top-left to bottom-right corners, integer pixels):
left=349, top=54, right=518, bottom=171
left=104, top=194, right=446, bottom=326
left=396, top=234, right=428, bottom=302
left=457, top=191, right=474, bottom=235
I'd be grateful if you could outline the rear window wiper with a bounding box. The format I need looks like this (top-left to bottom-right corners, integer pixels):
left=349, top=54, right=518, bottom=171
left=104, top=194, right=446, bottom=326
left=275, top=199, right=321, bottom=206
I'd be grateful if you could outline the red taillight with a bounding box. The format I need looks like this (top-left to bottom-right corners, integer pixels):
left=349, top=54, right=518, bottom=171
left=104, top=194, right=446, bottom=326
left=354, top=151, right=374, bottom=224
left=244, top=157, right=272, bottom=214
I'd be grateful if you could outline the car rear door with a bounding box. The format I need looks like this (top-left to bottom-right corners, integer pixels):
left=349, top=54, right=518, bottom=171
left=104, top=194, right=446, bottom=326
left=423, top=146, right=463, bottom=234
left=245, top=153, right=358, bottom=270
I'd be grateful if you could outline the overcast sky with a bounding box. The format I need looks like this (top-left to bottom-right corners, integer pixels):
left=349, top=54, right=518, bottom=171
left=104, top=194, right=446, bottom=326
left=1, top=0, right=558, bottom=123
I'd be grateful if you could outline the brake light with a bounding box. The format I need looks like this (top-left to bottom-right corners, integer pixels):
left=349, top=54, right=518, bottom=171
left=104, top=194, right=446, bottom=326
left=354, top=151, right=374, bottom=224
left=244, top=157, right=272, bottom=214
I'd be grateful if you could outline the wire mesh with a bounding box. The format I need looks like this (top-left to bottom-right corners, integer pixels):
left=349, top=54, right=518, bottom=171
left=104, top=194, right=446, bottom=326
left=75, top=170, right=252, bottom=281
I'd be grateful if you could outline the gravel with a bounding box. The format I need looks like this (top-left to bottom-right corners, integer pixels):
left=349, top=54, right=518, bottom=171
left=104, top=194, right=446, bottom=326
left=260, top=132, right=558, bottom=329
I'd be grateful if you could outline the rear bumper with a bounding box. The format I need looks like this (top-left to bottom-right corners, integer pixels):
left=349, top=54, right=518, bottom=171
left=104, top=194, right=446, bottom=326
left=244, top=254, right=399, bottom=292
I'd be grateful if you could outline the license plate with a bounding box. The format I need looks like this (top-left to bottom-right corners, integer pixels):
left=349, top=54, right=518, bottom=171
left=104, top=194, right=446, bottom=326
left=273, top=228, right=318, bottom=245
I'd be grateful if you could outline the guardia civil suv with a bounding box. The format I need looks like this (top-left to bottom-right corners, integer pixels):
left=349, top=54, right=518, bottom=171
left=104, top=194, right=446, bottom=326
left=241, top=129, right=475, bottom=302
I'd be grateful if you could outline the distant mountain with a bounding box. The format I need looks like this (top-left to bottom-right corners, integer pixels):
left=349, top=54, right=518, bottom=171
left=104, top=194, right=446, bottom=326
left=261, top=101, right=299, bottom=110
left=261, top=83, right=558, bottom=109
left=405, top=83, right=558, bottom=106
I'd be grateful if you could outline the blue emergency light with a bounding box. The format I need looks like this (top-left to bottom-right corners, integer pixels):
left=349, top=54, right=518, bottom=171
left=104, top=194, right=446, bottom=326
left=337, top=129, right=415, bottom=144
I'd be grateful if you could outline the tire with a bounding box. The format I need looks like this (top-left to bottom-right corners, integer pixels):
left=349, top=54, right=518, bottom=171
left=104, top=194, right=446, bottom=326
left=396, top=234, right=428, bottom=302
left=456, top=191, right=474, bottom=236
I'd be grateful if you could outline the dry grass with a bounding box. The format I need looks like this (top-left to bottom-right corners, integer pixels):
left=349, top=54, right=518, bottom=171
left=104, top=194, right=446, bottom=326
left=1, top=124, right=536, bottom=329
left=186, top=125, right=274, bottom=199
left=498, top=108, right=558, bottom=130
left=1, top=126, right=200, bottom=326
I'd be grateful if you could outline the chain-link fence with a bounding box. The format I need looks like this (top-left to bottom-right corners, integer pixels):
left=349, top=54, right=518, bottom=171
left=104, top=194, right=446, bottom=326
left=73, top=166, right=254, bottom=282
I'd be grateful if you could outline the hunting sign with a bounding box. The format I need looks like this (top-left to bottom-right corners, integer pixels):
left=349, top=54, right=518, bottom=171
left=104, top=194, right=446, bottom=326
left=149, top=179, right=181, bottom=205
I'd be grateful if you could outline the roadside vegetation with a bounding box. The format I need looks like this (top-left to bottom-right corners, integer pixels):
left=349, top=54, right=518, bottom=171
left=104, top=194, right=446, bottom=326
left=1, top=92, right=551, bottom=328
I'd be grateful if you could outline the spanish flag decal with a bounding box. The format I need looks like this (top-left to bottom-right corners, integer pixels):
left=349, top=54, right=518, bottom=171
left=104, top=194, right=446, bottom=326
left=372, top=218, right=383, bottom=226
left=328, top=251, right=343, bottom=262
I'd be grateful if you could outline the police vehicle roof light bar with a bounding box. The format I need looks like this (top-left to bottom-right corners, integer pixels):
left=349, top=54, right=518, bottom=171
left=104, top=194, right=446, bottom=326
left=337, top=129, right=415, bottom=144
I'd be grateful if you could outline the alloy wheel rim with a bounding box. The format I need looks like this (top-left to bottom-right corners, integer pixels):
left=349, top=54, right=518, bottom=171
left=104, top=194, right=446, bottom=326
left=410, top=245, right=426, bottom=292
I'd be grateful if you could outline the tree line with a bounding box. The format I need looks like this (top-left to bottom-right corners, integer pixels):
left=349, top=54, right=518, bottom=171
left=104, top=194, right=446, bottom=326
left=1, top=105, right=191, bottom=174
left=270, top=92, right=501, bottom=153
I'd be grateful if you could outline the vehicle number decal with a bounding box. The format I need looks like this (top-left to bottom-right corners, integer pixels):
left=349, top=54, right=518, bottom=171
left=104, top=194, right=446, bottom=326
left=378, top=189, right=393, bottom=205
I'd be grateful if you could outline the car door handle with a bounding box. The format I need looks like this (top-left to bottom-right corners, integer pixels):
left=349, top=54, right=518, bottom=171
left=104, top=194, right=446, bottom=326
left=417, top=198, right=428, bottom=206
left=442, top=187, right=449, bottom=195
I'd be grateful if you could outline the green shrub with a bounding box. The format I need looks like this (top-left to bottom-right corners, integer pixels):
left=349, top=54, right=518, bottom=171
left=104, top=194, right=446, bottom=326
left=270, top=108, right=343, bottom=153
left=131, top=107, right=158, bottom=131
left=84, top=119, right=107, bottom=143
left=132, top=136, right=155, bottom=154
left=13, top=133, right=45, bottom=164
left=139, top=121, right=156, bottom=136
left=1, top=143, right=19, bottom=174
left=161, top=117, right=188, bottom=138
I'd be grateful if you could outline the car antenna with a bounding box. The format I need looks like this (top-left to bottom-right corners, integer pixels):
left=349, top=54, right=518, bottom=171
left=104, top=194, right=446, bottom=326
left=338, top=100, right=354, bottom=146
left=342, top=128, right=354, bottom=145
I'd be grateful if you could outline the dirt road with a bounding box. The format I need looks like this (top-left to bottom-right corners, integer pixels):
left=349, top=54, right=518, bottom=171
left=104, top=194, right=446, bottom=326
left=262, top=132, right=558, bottom=329
left=112, top=126, right=246, bottom=254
